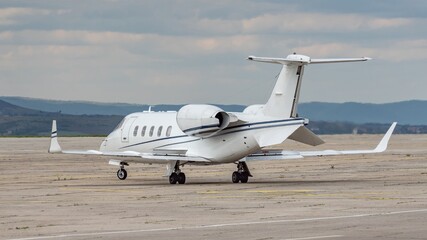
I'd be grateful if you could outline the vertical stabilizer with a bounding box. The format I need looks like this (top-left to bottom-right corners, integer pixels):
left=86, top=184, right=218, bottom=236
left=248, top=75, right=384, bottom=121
left=263, top=61, right=305, bottom=118
left=248, top=54, right=309, bottom=118
left=247, top=54, right=371, bottom=118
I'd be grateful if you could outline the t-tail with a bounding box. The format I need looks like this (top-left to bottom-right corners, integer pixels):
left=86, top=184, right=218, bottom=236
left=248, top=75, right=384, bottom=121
left=247, top=54, right=371, bottom=118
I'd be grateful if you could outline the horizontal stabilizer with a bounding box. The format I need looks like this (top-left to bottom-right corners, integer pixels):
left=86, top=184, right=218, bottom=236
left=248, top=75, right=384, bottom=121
left=247, top=54, right=371, bottom=65
left=310, top=57, right=371, bottom=64
left=288, top=126, right=325, bottom=146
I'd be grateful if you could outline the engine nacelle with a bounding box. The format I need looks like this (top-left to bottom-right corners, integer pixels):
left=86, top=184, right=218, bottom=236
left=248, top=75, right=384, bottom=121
left=177, top=104, right=231, bottom=137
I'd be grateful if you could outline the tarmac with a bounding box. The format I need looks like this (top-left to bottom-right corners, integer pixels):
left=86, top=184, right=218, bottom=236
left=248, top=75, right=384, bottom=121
left=0, top=134, right=426, bottom=240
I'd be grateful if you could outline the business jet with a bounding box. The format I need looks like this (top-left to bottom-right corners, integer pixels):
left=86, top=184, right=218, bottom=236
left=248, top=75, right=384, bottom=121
left=49, top=53, right=397, bottom=184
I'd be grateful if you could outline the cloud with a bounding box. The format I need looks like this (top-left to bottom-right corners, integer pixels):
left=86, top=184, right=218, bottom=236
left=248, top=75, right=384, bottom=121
left=0, top=30, right=263, bottom=57
left=0, top=7, right=65, bottom=26
left=0, top=1, right=426, bottom=104
left=0, top=30, right=145, bottom=45
left=9, top=28, right=427, bottom=62
left=194, top=12, right=413, bottom=35
left=293, top=40, right=427, bottom=62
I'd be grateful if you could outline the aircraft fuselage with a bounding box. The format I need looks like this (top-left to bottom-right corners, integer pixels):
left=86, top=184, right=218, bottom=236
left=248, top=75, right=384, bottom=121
left=100, top=111, right=305, bottom=164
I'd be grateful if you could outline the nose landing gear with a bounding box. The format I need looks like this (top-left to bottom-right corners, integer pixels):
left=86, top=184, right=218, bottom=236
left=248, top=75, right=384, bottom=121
left=110, top=161, right=129, bottom=180
left=117, top=168, right=127, bottom=180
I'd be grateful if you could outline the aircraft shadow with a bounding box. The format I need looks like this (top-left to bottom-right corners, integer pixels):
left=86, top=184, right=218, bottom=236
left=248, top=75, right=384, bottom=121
left=70, top=178, right=371, bottom=187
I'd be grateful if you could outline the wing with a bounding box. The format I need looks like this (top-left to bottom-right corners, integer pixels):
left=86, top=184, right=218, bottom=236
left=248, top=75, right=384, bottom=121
left=61, top=150, right=210, bottom=163
left=247, top=122, right=397, bottom=161
left=48, top=120, right=210, bottom=164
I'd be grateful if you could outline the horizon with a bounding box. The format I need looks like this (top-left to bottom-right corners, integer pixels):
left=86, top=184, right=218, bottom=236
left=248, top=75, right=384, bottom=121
left=1, top=95, right=425, bottom=106
left=2, top=95, right=427, bottom=126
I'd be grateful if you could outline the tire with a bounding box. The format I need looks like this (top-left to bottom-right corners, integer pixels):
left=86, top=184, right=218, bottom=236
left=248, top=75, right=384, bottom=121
left=232, top=171, right=240, bottom=183
left=117, top=169, right=127, bottom=180
left=240, top=173, right=249, bottom=183
left=177, top=172, right=186, bottom=184
left=169, top=173, right=178, bottom=184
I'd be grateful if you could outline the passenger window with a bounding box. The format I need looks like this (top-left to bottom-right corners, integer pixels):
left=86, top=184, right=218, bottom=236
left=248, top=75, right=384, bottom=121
left=133, top=125, right=139, bottom=137
left=149, top=126, right=155, bottom=137
left=166, top=126, right=172, bottom=137
left=157, top=126, right=163, bottom=137
left=141, top=126, right=147, bottom=137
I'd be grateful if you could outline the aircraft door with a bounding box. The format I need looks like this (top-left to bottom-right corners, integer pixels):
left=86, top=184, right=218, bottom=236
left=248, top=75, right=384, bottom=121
left=121, top=116, right=137, bottom=142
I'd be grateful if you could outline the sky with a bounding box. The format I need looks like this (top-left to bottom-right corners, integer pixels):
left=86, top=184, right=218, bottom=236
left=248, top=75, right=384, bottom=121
left=0, top=0, right=426, bottom=105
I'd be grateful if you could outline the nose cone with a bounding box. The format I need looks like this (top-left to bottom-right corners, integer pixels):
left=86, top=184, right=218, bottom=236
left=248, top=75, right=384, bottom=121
left=99, top=129, right=121, bottom=151
left=99, top=138, right=108, bottom=151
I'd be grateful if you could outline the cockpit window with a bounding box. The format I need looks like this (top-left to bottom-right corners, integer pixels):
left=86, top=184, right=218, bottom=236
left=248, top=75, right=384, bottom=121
left=113, top=118, right=126, bottom=131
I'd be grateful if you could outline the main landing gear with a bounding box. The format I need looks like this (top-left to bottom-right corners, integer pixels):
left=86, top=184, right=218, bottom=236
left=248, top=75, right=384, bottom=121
left=169, top=161, right=186, bottom=184
left=232, top=162, right=252, bottom=183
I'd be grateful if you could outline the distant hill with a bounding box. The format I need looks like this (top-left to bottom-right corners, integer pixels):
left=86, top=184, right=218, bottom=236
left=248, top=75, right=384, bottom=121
left=0, top=100, right=122, bottom=136
left=0, top=96, right=150, bottom=115
left=298, top=101, right=427, bottom=125
left=0, top=99, right=45, bottom=116
left=1, top=96, right=426, bottom=125
left=0, top=96, right=245, bottom=115
left=0, top=99, right=426, bottom=136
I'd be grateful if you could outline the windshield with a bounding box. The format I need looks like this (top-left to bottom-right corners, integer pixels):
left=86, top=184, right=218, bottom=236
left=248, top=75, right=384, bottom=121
left=113, top=118, right=126, bottom=131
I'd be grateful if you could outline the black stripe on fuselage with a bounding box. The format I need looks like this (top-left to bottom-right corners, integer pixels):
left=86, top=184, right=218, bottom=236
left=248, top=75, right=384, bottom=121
left=119, top=135, right=190, bottom=149
left=119, top=118, right=304, bottom=149
left=187, top=118, right=304, bottom=133
left=184, top=118, right=305, bottom=136
left=215, top=121, right=302, bottom=137
left=183, top=124, right=220, bottom=133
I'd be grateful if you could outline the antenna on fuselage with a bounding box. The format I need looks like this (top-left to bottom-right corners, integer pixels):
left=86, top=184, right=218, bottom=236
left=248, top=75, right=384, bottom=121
left=143, top=106, right=154, bottom=113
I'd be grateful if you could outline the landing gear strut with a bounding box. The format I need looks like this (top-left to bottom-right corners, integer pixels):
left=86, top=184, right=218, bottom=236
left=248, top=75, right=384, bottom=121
left=169, top=161, right=186, bottom=184
left=232, top=162, right=252, bottom=183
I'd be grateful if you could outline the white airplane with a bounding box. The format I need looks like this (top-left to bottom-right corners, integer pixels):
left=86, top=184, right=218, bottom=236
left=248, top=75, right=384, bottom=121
left=49, top=53, right=397, bottom=184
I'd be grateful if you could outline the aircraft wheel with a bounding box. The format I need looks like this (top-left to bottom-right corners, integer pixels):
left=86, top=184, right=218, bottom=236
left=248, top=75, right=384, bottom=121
left=232, top=171, right=240, bottom=183
left=240, top=173, right=249, bottom=183
left=117, top=169, right=127, bottom=180
left=177, top=172, right=186, bottom=184
left=169, top=173, right=178, bottom=184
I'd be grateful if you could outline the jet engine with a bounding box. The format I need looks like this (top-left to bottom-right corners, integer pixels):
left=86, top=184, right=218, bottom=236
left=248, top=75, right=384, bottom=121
left=176, top=104, right=232, bottom=137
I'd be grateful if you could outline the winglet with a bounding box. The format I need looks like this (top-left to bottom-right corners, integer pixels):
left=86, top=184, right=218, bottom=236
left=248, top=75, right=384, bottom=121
left=48, top=120, right=62, bottom=153
left=373, top=122, right=397, bottom=152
